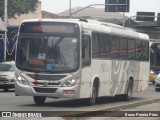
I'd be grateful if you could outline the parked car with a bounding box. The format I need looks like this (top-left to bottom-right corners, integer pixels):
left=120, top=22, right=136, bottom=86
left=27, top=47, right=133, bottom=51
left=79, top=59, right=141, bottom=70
left=0, top=61, right=15, bottom=91
left=155, top=73, right=160, bottom=91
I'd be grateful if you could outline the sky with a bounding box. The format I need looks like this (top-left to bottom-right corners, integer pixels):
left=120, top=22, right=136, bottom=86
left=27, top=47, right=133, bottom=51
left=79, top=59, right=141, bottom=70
left=39, top=0, right=160, bottom=17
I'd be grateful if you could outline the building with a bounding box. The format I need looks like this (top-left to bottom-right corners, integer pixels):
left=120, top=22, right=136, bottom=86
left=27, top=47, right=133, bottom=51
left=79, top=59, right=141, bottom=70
left=134, top=21, right=160, bottom=39
left=59, top=6, right=127, bottom=21
left=42, top=11, right=60, bottom=18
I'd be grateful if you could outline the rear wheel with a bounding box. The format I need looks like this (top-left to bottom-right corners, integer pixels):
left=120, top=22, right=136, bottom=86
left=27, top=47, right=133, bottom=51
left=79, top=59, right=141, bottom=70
left=89, top=82, right=98, bottom=105
left=33, top=96, right=46, bottom=105
left=123, top=80, right=133, bottom=101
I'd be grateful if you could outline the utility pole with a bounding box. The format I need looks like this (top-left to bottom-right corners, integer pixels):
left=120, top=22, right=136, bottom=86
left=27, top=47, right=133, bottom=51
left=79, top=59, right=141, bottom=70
left=69, top=0, right=71, bottom=18
left=122, top=12, right=125, bottom=27
left=4, top=0, right=8, bottom=61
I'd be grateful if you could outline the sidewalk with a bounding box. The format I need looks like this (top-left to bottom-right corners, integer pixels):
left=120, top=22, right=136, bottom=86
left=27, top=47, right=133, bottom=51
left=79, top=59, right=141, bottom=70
left=87, top=101, right=160, bottom=120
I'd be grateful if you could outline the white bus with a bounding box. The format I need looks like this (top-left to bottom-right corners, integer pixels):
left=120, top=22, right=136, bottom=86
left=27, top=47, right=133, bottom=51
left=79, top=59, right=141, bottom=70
left=15, top=19, right=150, bottom=105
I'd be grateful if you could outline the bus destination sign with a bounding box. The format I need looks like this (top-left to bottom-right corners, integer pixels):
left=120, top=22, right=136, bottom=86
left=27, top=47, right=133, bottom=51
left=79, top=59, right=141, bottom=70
left=20, top=22, right=79, bottom=34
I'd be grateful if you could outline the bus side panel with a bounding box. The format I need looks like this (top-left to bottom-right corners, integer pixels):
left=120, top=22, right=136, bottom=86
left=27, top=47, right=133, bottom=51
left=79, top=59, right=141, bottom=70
left=139, top=62, right=149, bottom=91
left=110, top=60, right=129, bottom=95
left=127, top=61, right=139, bottom=93
left=79, top=60, right=112, bottom=98
left=127, top=61, right=149, bottom=93
left=91, top=60, right=111, bottom=97
left=79, top=61, right=149, bottom=98
left=79, top=67, right=92, bottom=98
left=110, top=60, right=149, bottom=95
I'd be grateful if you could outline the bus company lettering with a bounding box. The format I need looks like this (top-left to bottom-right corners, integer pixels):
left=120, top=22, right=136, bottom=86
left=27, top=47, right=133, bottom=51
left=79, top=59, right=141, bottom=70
left=110, top=61, right=129, bottom=94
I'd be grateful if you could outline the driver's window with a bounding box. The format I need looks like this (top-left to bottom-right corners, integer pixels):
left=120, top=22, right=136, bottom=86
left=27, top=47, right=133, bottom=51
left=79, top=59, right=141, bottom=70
left=82, top=34, right=91, bottom=66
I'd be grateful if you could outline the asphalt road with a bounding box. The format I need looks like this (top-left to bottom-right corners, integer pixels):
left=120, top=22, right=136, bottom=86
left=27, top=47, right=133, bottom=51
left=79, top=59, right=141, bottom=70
left=0, top=83, right=159, bottom=118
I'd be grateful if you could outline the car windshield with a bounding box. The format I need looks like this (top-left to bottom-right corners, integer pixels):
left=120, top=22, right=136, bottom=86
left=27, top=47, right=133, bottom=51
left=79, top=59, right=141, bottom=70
left=16, top=36, right=79, bottom=73
left=0, top=63, right=15, bottom=71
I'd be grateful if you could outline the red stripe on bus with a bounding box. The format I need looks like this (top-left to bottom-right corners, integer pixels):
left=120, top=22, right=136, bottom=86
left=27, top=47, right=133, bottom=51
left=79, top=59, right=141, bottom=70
left=34, top=73, right=38, bottom=86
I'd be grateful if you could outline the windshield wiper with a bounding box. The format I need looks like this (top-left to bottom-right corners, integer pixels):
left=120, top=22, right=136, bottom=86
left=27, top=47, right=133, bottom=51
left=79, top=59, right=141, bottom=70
left=52, top=37, right=64, bottom=48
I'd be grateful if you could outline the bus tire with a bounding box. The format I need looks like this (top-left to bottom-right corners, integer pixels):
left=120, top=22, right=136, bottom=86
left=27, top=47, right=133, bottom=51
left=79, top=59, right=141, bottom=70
left=123, top=79, right=133, bottom=101
left=89, top=82, right=98, bottom=106
left=33, top=96, right=46, bottom=105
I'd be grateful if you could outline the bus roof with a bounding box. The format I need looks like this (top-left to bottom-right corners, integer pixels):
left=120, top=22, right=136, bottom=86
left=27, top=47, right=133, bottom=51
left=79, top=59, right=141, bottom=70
left=20, top=18, right=149, bottom=40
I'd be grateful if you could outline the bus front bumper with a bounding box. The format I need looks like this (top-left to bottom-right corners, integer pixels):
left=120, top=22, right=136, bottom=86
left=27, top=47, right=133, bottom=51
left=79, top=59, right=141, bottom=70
left=15, top=81, right=80, bottom=98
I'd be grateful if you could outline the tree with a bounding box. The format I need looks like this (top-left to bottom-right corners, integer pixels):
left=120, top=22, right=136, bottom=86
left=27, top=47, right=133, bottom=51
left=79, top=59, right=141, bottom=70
left=0, top=0, right=39, bottom=20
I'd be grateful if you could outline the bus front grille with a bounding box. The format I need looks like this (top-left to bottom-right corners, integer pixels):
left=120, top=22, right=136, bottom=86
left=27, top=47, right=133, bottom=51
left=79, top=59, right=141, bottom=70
left=33, top=87, right=57, bottom=93
left=27, top=74, right=66, bottom=80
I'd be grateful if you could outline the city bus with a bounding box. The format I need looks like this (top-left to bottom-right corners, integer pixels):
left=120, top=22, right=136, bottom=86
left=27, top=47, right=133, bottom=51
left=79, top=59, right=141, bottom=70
left=15, top=19, right=150, bottom=105
left=150, top=40, right=160, bottom=84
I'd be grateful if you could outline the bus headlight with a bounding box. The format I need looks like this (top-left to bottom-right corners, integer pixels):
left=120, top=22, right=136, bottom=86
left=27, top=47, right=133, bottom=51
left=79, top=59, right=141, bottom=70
left=62, top=76, right=79, bottom=87
left=15, top=73, right=29, bottom=85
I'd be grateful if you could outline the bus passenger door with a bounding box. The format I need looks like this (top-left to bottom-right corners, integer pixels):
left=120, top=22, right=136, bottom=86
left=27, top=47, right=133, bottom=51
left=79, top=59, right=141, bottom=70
left=80, top=34, right=92, bottom=98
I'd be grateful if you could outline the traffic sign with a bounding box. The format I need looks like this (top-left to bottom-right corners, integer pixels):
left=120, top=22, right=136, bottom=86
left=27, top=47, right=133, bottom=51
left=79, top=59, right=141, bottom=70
left=105, top=0, right=130, bottom=12
left=136, top=12, right=155, bottom=21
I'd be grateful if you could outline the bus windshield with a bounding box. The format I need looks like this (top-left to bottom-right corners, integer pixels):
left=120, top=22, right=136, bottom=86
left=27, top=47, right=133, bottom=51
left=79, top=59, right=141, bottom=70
left=16, top=36, right=79, bottom=73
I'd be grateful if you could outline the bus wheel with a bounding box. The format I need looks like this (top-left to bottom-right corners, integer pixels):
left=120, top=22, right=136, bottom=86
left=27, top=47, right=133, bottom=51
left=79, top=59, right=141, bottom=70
left=123, top=80, right=133, bottom=101
left=33, top=96, right=46, bottom=105
left=89, top=82, right=97, bottom=105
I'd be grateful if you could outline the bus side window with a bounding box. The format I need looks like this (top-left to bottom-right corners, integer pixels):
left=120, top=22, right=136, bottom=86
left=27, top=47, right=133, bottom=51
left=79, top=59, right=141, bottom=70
left=82, top=34, right=91, bottom=66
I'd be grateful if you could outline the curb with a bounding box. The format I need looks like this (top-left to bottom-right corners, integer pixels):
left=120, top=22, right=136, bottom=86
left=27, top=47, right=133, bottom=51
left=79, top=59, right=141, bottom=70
left=62, top=97, right=160, bottom=117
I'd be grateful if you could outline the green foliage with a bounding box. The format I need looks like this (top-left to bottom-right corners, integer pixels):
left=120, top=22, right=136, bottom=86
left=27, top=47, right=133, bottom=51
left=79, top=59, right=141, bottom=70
left=0, top=0, right=39, bottom=19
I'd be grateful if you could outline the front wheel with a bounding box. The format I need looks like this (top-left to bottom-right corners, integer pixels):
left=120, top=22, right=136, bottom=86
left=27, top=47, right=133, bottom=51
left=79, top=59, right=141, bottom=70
left=33, top=96, right=46, bottom=105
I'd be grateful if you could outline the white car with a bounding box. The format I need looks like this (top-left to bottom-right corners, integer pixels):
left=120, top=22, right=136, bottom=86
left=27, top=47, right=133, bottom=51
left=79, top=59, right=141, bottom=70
left=155, top=73, right=160, bottom=91
left=0, top=61, right=15, bottom=91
